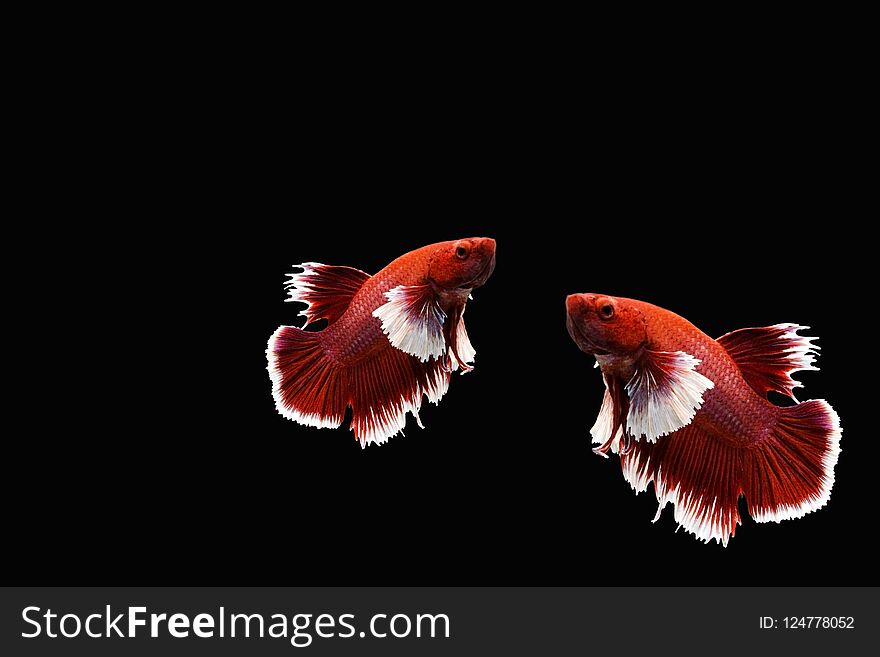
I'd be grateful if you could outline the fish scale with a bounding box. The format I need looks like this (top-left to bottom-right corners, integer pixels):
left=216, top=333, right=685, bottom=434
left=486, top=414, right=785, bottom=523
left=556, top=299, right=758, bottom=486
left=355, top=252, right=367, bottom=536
left=635, top=300, right=777, bottom=448
left=323, top=245, right=435, bottom=364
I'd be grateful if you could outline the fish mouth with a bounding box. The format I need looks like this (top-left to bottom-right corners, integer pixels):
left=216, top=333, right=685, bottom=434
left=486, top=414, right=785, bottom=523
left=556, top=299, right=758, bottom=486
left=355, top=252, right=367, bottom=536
left=567, top=316, right=610, bottom=356
left=461, top=253, right=496, bottom=289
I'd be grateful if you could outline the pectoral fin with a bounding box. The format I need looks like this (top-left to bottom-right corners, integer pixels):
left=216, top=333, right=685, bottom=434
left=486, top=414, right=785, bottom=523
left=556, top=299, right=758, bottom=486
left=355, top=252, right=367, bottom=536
left=624, top=350, right=715, bottom=442
left=373, top=284, right=447, bottom=362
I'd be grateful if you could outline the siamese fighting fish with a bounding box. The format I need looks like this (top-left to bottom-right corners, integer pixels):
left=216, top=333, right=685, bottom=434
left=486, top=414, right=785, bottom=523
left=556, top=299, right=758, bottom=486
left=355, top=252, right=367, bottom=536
left=268, top=238, right=496, bottom=447
left=566, top=293, right=841, bottom=546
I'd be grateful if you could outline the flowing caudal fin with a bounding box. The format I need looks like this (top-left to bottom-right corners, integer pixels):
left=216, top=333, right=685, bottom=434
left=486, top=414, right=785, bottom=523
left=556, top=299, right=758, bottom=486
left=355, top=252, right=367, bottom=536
left=267, top=326, right=348, bottom=429
left=268, top=325, right=453, bottom=447
left=717, top=324, right=819, bottom=400
left=284, top=263, right=370, bottom=328
left=745, top=399, right=841, bottom=523
left=619, top=399, right=841, bottom=545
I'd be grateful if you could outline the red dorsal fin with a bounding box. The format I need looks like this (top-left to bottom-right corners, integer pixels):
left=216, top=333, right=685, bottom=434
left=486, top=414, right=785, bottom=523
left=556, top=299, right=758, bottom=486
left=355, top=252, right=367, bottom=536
left=717, top=324, right=819, bottom=401
left=284, top=263, right=370, bottom=327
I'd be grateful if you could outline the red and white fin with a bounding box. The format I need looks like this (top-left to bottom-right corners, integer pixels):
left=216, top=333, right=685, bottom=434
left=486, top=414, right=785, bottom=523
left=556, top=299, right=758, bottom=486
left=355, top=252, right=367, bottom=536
left=590, top=387, right=616, bottom=445
left=717, top=323, right=819, bottom=401
left=620, top=423, right=744, bottom=546
left=590, top=375, right=627, bottom=457
left=624, top=350, right=715, bottom=442
left=746, top=399, right=841, bottom=523
left=590, top=388, right=623, bottom=457
left=454, top=316, right=475, bottom=364
left=444, top=305, right=476, bottom=373
left=347, top=345, right=451, bottom=447
left=268, top=324, right=453, bottom=447
left=618, top=398, right=841, bottom=546
left=372, top=284, right=447, bottom=362
left=267, top=326, right=348, bottom=429
left=284, top=263, right=370, bottom=328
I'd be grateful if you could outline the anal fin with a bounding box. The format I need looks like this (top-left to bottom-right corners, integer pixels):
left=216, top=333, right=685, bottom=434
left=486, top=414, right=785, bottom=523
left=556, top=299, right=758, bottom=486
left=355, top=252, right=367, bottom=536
left=347, top=344, right=451, bottom=447
left=620, top=423, right=744, bottom=546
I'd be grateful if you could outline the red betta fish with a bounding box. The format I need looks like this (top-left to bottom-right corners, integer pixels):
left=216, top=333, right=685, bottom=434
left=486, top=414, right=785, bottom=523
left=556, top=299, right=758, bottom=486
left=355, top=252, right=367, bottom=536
left=268, top=238, right=496, bottom=447
left=565, top=293, right=841, bottom=546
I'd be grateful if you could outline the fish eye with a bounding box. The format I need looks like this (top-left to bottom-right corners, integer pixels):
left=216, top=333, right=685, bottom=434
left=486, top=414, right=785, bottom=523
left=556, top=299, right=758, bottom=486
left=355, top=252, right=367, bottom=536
left=599, top=303, right=614, bottom=319
left=455, top=245, right=469, bottom=260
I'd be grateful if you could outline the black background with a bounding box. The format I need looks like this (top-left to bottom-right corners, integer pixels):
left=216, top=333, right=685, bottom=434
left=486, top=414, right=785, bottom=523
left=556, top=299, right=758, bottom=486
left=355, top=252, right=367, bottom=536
left=226, top=219, right=864, bottom=585
left=13, top=48, right=873, bottom=586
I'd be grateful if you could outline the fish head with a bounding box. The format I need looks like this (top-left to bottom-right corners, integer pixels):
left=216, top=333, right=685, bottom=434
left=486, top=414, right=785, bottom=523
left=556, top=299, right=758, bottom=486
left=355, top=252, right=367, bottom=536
left=428, top=237, right=497, bottom=291
left=566, top=293, right=647, bottom=358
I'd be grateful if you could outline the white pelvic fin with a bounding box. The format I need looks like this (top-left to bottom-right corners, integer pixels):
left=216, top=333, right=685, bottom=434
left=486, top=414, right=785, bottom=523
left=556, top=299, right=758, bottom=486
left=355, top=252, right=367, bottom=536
left=590, top=386, right=616, bottom=445
left=448, top=315, right=476, bottom=373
